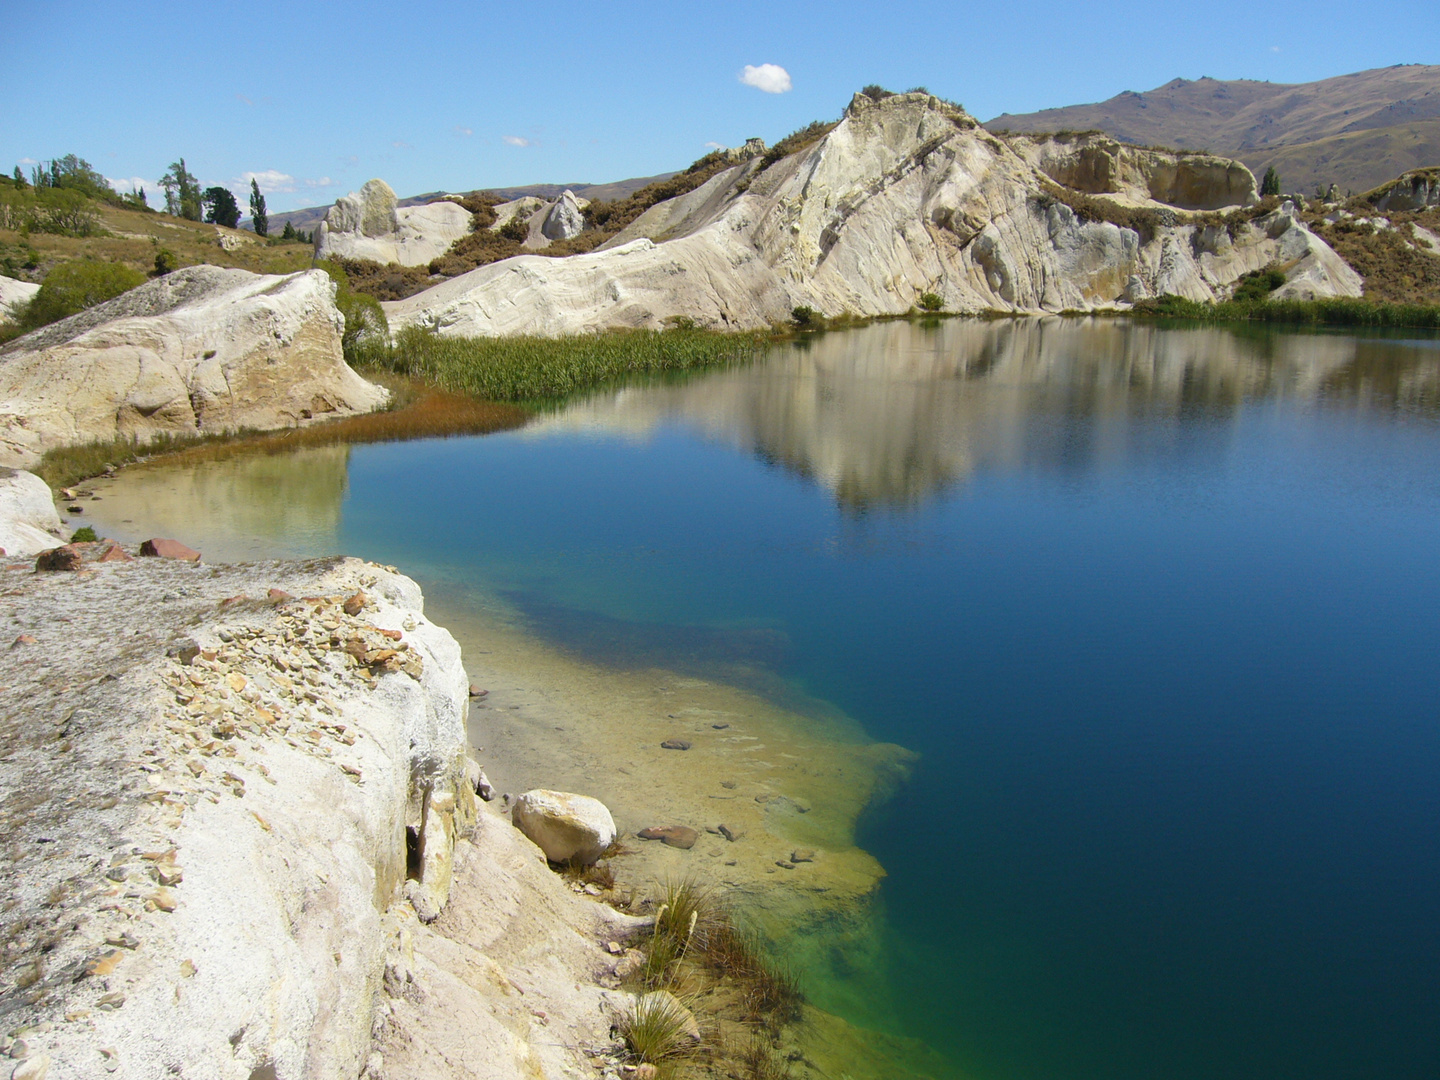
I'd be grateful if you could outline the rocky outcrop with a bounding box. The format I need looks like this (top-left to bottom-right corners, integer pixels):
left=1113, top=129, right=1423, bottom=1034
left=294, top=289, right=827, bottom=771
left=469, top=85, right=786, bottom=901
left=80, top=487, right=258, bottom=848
left=0, top=276, right=39, bottom=323
left=1368, top=168, right=1440, bottom=212
left=0, top=266, right=388, bottom=468
left=0, top=551, right=471, bottom=1079
left=541, top=190, right=587, bottom=241
left=1007, top=133, right=1258, bottom=210
left=511, top=789, right=617, bottom=865
left=0, top=468, right=66, bottom=555
left=385, top=91, right=1362, bottom=335
left=314, top=179, right=474, bottom=267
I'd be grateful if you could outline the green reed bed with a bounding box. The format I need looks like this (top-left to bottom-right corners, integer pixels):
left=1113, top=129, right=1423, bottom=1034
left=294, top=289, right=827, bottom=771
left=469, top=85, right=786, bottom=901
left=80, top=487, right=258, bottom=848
left=379, top=324, right=770, bottom=404
left=1130, top=294, right=1440, bottom=329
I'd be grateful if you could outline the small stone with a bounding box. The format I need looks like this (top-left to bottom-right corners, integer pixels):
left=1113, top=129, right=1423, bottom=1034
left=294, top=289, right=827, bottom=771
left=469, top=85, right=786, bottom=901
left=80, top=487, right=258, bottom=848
left=469, top=685, right=488, bottom=698
left=775, top=860, right=796, bottom=870
left=97, top=545, right=131, bottom=563
left=139, top=538, right=200, bottom=561
left=11, top=634, right=36, bottom=647
left=11, top=1054, right=49, bottom=1080
left=583, top=883, right=602, bottom=896
left=660, top=739, right=691, bottom=751
left=179, top=959, right=196, bottom=978
left=86, top=951, right=123, bottom=977
left=99, top=1048, right=119, bottom=1073
left=791, top=849, right=815, bottom=863
left=66, top=504, right=83, bottom=514
left=343, top=592, right=366, bottom=616
left=150, top=888, right=178, bottom=912
left=96, top=992, right=125, bottom=1010
left=266, top=589, right=293, bottom=602
left=712, top=723, right=730, bottom=729
left=227, top=673, right=247, bottom=693
left=34, top=546, right=82, bottom=572
left=720, top=780, right=737, bottom=789
left=9, top=1039, right=30, bottom=1060
left=719, top=824, right=741, bottom=842
left=606, top=941, right=623, bottom=955
left=637, top=826, right=698, bottom=849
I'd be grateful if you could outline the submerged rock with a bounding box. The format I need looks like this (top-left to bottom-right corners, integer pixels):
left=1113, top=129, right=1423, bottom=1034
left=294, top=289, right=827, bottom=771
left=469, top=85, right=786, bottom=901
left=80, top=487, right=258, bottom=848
left=637, top=825, right=699, bottom=849
left=511, top=789, right=616, bottom=865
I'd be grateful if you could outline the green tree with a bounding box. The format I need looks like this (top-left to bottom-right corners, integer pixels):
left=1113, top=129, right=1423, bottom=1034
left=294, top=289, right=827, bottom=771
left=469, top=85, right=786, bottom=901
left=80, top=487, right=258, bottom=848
left=1260, top=166, right=1281, bottom=197
left=249, top=178, right=268, bottom=237
left=162, top=158, right=201, bottom=220
left=22, top=260, right=146, bottom=329
left=202, top=186, right=240, bottom=228
left=280, top=220, right=297, bottom=241
left=46, top=154, right=113, bottom=199
left=11, top=166, right=25, bottom=189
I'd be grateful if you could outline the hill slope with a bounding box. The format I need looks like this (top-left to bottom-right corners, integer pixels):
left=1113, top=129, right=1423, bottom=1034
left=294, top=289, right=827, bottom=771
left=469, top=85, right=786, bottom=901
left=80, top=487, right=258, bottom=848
left=985, top=64, right=1440, bottom=193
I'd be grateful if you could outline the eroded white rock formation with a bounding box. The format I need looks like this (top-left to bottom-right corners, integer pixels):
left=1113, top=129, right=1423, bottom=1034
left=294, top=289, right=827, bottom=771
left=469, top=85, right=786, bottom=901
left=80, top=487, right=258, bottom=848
left=0, top=266, right=388, bottom=468
left=314, top=179, right=474, bottom=267
left=541, top=190, right=587, bottom=242
left=384, top=92, right=1362, bottom=335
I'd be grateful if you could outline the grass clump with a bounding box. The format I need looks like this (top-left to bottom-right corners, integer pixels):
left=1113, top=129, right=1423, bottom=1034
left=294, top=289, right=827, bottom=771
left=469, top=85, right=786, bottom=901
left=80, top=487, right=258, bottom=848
left=380, top=325, right=765, bottom=403
left=918, top=292, right=943, bottom=312
left=1231, top=265, right=1287, bottom=302
left=70, top=526, right=97, bottom=543
left=618, top=990, right=700, bottom=1064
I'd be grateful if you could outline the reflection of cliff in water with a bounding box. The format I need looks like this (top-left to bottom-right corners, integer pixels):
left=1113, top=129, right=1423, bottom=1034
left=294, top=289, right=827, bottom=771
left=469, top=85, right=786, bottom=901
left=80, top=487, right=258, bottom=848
left=536, top=319, right=1440, bottom=509
left=91, top=445, right=351, bottom=561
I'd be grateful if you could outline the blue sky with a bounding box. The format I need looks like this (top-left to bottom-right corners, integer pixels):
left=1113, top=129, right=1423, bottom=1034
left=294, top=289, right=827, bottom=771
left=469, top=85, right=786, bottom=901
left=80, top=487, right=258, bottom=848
left=2, top=0, right=1434, bottom=213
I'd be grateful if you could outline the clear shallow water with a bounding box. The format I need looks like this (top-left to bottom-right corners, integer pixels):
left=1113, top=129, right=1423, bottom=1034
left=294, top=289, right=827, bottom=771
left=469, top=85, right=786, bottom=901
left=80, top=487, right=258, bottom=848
left=92, top=320, right=1440, bottom=1080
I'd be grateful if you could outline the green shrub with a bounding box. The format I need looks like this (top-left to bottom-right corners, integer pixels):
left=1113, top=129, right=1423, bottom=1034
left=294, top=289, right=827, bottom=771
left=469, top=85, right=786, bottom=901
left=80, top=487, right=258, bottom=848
left=861, top=84, right=895, bottom=102
left=22, top=260, right=146, bottom=329
left=1231, top=266, right=1287, bottom=302
left=497, top=213, right=530, bottom=243
left=918, top=292, right=943, bottom=312
left=761, top=121, right=837, bottom=170
left=152, top=249, right=178, bottom=276
left=70, top=526, right=98, bottom=542
left=791, top=305, right=820, bottom=328
left=316, top=260, right=391, bottom=366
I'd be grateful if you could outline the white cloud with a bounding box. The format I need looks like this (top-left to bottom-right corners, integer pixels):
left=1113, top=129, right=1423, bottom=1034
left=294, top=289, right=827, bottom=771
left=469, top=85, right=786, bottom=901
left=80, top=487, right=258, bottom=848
left=1270, top=45, right=1281, bottom=52
left=705, top=141, right=725, bottom=149
left=238, top=169, right=297, bottom=194
left=106, top=175, right=163, bottom=195
left=739, top=63, right=791, bottom=94
left=391, top=140, right=413, bottom=150
left=304, top=177, right=333, bottom=188
left=503, top=135, right=533, bottom=147
left=342, top=155, right=359, bottom=167
left=18, top=157, right=37, bottom=166
left=453, top=125, right=472, bottom=137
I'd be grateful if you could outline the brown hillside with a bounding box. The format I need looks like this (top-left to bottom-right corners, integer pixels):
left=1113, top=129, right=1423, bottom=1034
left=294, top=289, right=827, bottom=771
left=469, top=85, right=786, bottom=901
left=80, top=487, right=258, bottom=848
left=986, top=64, right=1440, bottom=193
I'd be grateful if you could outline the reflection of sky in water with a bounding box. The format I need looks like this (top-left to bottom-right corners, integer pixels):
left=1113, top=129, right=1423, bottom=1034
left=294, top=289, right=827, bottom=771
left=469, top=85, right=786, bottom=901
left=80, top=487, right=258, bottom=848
left=86, top=320, right=1440, bottom=1080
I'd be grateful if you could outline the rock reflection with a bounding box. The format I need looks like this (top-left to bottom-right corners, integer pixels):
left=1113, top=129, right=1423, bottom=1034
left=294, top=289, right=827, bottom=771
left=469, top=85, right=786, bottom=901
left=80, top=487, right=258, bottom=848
left=86, top=445, right=351, bottom=560
left=535, top=319, right=1440, bottom=509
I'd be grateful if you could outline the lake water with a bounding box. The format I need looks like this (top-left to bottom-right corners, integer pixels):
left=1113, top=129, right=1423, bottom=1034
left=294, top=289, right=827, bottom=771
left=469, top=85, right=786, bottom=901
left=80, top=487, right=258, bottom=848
left=86, top=319, right=1440, bottom=1080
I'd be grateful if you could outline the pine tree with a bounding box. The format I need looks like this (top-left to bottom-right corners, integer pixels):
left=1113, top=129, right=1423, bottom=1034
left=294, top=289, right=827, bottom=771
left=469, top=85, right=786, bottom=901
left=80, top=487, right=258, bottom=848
left=202, top=186, right=241, bottom=228
left=12, top=166, right=24, bottom=188
left=1260, top=167, right=1281, bottom=197
left=250, top=178, right=268, bottom=238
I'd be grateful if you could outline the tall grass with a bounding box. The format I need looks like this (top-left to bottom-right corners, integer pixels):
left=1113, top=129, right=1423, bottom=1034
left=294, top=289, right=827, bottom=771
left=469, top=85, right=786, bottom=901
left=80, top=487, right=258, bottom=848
left=1131, top=294, right=1440, bottom=329
left=380, top=325, right=767, bottom=403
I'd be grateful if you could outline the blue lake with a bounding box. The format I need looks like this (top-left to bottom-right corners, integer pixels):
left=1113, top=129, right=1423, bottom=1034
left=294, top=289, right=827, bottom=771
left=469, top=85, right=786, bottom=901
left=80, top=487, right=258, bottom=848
left=92, top=319, right=1440, bottom=1080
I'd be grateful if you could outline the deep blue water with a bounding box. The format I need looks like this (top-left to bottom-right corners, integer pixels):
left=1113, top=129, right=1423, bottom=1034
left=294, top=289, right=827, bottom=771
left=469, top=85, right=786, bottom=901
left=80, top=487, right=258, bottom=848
left=101, top=320, right=1440, bottom=1079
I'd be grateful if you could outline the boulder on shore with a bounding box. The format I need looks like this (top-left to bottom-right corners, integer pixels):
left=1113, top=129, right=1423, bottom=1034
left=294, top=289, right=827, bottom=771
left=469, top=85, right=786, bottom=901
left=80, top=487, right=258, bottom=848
left=0, top=266, right=388, bottom=469
left=511, top=789, right=616, bottom=865
left=0, top=468, right=66, bottom=556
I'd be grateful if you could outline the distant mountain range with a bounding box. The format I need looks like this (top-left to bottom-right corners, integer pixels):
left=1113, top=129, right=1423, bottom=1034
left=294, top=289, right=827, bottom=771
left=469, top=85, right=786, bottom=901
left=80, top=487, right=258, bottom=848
left=260, top=173, right=677, bottom=237
left=985, top=64, right=1440, bottom=195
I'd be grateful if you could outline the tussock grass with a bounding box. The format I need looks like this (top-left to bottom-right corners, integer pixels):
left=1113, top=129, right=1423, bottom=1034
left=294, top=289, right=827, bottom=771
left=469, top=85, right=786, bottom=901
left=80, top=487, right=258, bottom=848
left=1130, top=294, right=1440, bottom=328
left=739, top=1034, right=795, bottom=1080
left=380, top=325, right=767, bottom=403
left=618, top=991, right=700, bottom=1064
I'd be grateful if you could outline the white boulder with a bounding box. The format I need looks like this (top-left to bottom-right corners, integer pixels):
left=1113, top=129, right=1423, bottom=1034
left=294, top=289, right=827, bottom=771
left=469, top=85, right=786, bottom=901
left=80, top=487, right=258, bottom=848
left=0, top=265, right=388, bottom=469
left=511, top=789, right=616, bottom=865
left=0, top=468, right=66, bottom=555
left=314, top=179, right=474, bottom=267
left=541, top=190, right=587, bottom=241
left=0, top=276, right=39, bottom=324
